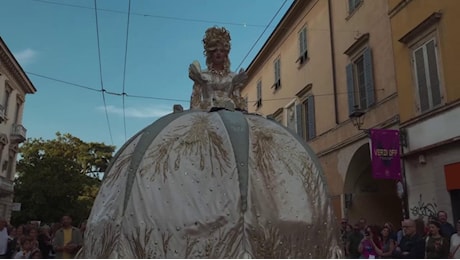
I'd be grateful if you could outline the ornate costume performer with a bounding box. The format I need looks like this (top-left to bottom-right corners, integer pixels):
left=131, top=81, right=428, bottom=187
left=189, top=27, right=247, bottom=111
left=79, top=26, right=342, bottom=259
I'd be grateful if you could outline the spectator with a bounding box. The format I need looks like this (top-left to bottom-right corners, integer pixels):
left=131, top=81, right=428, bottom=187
left=27, top=227, right=39, bottom=250
left=339, top=218, right=349, bottom=254
left=425, top=220, right=449, bottom=258
left=79, top=220, right=87, bottom=238
left=438, top=210, right=456, bottom=238
left=414, top=217, right=427, bottom=237
left=393, top=219, right=425, bottom=258
left=450, top=219, right=460, bottom=259
left=383, top=222, right=397, bottom=241
left=358, top=226, right=381, bottom=259
left=377, top=226, right=396, bottom=258
left=358, top=218, right=367, bottom=236
left=0, top=218, right=9, bottom=258
left=346, top=223, right=363, bottom=259
left=13, top=236, right=33, bottom=259
left=38, top=225, right=53, bottom=258
left=7, top=226, right=18, bottom=258
left=52, top=215, right=83, bottom=259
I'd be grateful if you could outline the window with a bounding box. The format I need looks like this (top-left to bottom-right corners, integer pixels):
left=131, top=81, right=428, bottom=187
left=298, top=95, right=316, bottom=140
left=3, top=84, right=11, bottom=119
left=272, top=58, right=281, bottom=91
left=346, top=47, right=375, bottom=115
left=412, top=38, right=442, bottom=112
left=348, top=0, right=362, bottom=14
left=256, top=80, right=262, bottom=108
left=14, top=99, right=23, bottom=124
left=297, top=27, right=308, bottom=65
left=398, top=12, right=443, bottom=114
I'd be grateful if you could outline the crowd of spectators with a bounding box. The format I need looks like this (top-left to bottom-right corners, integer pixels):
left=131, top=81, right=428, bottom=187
left=340, top=210, right=460, bottom=259
left=0, top=214, right=84, bottom=259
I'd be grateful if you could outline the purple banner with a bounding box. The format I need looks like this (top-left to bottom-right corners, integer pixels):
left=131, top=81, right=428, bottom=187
left=369, top=129, right=401, bottom=180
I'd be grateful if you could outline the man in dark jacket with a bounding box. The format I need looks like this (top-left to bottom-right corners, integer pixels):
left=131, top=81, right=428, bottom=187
left=438, top=210, right=456, bottom=238
left=393, top=219, right=425, bottom=258
left=346, top=223, right=363, bottom=258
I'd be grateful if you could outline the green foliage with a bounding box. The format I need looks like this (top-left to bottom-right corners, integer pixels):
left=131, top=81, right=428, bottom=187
left=11, top=132, right=115, bottom=226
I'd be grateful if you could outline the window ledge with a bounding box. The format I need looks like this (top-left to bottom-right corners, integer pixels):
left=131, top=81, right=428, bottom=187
left=399, top=12, right=442, bottom=44
left=344, top=33, right=369, bottom=56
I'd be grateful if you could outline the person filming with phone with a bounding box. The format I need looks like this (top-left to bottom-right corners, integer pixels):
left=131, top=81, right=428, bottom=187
left=359, top=226, right=381, bottom=259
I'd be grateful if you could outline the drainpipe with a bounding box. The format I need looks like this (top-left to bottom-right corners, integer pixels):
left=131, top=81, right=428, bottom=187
left=328, top=0, right=339, bottom=125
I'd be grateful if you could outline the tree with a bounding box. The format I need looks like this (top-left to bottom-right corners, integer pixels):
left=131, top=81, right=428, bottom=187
left=11, top=132, right=115, bottom=226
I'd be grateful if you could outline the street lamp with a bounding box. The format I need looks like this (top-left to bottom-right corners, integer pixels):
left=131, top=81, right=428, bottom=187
left=349, top=105, right=366, bottom=130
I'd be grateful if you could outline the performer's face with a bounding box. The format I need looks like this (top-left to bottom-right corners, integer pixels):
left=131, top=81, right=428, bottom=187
left=211, top=44, right=227, bottom=67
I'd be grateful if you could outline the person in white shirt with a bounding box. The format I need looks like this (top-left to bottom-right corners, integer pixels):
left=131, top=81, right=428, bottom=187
left=450, top=219, right=460, bottom=259
left=0, top=218, right=9, bottom=258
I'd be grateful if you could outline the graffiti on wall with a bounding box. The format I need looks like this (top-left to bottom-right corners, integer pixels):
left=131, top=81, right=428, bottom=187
left=409, top=193, right=438, bottom=218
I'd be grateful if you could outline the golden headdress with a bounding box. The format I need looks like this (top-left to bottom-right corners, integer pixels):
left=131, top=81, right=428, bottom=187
left=203, top=26, right=231, bottom=55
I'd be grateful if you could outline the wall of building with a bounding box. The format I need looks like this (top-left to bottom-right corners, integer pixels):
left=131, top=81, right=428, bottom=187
left=389, top=0, right=460, bottom=222
left=390, top=0, right=460, bottom=122
left=241, top=0, right=403, bottom=223
left=0, top=38, right=36, bottom=221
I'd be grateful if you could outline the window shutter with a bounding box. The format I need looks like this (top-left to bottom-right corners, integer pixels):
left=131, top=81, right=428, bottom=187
left=414, top=48, right=429, bottom=112
left=348, top=0, right=354, bottom=12
left=299, top=31, right=303, bottom=56
left=295, top=104, right=303, bottom=137
left=304, top=28, right=308, bottom=54
left=363, top=48, right=375, bottom=107
left=346, top=63, right=356, bottom=115
left=307, top=95, right=316, bottom=140
left=426, top=40, right=441, bottom=107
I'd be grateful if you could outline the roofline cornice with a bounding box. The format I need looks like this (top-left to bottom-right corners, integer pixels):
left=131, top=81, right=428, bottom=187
left=0, top=37, right=37, bottom=94
left=244, top=0, right=315, bottom=82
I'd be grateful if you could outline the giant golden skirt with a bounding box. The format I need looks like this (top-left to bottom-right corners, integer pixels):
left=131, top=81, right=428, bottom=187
left=80, top=109, right=341, bottom=258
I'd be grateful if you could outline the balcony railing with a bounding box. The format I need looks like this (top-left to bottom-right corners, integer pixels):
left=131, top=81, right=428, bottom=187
left=10, top=124, right=27, bottom=144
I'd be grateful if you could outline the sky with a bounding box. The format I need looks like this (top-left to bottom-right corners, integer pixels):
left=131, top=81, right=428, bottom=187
left=0, top=0, right=294, bottom=151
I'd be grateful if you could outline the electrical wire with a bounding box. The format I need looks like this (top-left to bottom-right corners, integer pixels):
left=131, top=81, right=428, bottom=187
left=94, top=0, right=114, bottom=145
left=29, top=0, right=266, bottom=28
left=121, top=0, right=132, bottom=141
left=235, top=0, right=289, bottom=71
left=25, top=70, right=383, bottom=103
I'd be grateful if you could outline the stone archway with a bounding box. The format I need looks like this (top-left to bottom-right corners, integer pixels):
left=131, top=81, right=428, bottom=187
left=344, top=143, right=403, bottom=228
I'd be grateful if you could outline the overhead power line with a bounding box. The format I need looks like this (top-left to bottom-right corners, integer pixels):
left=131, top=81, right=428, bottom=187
left=25, top=71, right=384, bottom=103
left=25, top=71, right=190, bottom=102
left=236, top=0, right=289, bottom=71
left=30, top=0, right=266, bottom=28
left=121, top=0, right=132, bottom=141
left=94, top=0, right=114, bottom=145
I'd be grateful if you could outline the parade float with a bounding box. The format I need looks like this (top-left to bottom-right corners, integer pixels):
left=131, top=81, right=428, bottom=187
left=79, top=27, right=341, bottom=258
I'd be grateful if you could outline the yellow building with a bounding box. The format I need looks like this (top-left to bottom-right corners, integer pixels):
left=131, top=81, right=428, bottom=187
left=0, top=37, right=36, bottom=220
left=241, top=0, right=403, bottom=226
left=389, top=0, right=460, bottom=223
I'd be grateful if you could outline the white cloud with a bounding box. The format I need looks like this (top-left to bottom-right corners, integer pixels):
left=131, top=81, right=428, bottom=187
left=14, top=48, right=38, bottom=65
left=99, top=105, right=172, bottom=118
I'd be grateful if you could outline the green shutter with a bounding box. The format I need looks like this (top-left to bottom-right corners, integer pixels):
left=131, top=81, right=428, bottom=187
left=346, top=63, right=356, bottom=115
left=307, top=95, right=316, bottom=140
left=363, top=48, right=375, bottom=107
left=296, top=104, right=303, bottom=137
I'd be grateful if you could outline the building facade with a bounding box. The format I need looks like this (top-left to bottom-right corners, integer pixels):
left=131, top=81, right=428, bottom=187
left=389, top=0, right=460, bottom=222
left=241, top=0, right=404, bottom=226
left=0, top=37, right=36, bottom=220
